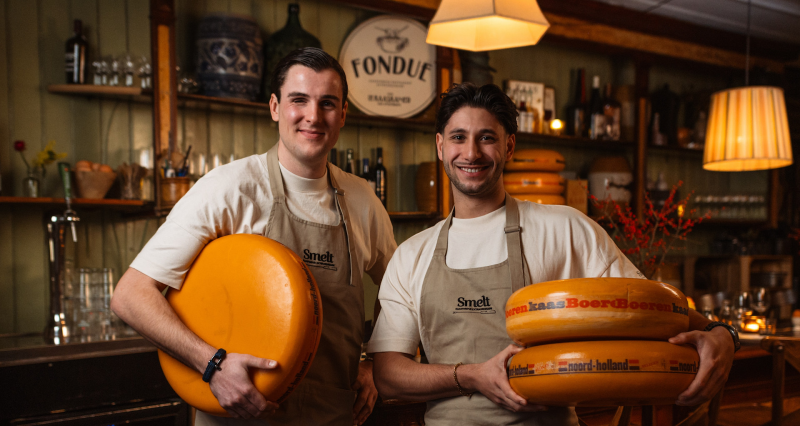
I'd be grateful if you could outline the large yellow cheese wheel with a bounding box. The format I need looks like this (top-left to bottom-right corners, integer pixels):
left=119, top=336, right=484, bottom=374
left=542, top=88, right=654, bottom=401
left=504, top=172, right=565, bottom=195
left=508, top=341, right=699, bottom=406
left=506, top=149, right=566, bottom=172
left=158, top=234, right=322, bottom=416
left=505, top=278, right=689, bottom=345
left=512, top=194, right=565, bottom=205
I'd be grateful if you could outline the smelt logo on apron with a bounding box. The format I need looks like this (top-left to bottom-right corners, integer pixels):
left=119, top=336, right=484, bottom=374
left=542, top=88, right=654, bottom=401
left=454, top=295, right=495, bottom=314
left=303, top=249, right=337, bottom=271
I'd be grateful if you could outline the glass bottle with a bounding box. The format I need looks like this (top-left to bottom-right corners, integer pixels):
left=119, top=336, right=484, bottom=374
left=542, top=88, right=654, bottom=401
left=588, top=76, right=604, bottom=140
left=344, top=149, right=355, bottom=174
left=264, top=4, right=322, bottom=81
left=566, top=69, right=586, bottom=137
left=66, top=20, right=88, bottom=84
left=374, top=148, right=387, bottom=207
left=362, top=158, right=375, bottom=191
left=602, top=83, right=621, bottom=141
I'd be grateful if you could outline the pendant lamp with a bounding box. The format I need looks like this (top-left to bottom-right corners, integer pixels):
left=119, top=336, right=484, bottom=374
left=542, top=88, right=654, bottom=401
left=703, top=0, right=793, bottom=172
left=426, top=0, right=550, bottom=51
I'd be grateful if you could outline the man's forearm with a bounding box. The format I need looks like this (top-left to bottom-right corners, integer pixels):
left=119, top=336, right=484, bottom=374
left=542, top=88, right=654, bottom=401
left=373, top=352, right=463, bottom=401
left=110, top=268, right=215, bottom=373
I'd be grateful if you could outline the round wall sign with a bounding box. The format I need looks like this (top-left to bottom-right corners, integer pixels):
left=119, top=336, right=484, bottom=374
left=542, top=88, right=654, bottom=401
left=339, top=15, right=437, bottom=118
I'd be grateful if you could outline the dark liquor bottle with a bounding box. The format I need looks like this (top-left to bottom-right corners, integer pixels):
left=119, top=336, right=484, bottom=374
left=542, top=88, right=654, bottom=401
left=362, top=158, right=376, bottom=191
left=602, top=83, right=621, bottom=141
left=66, top=20, right=88, bottom=84
left=565, top=69, right=586, bottom=137
left=588, top=76, right=605, bottom=140
left=329, top=148, right=338, bottom=167
left=344, top=149, right=355, bottom=174
left=374, top=148, right=387, bottom=207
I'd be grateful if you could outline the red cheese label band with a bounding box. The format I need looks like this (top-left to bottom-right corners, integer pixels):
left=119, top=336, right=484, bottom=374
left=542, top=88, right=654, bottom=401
left=505, top=278, right=690, bottom=345
left=505, top=295, right=689, bottom=319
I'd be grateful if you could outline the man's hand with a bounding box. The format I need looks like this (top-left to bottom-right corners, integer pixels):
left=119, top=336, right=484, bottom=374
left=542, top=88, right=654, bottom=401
left=669, top=327, right=734, bottom=406
left=459, top=344, right=548, bottom=413
left=208, top=353, right=281, bottom=419
left=352, top=360, right=379, bottom=425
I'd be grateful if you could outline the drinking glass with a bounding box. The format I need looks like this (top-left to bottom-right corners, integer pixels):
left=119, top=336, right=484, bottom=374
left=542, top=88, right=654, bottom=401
left=751, top=287, right=770, bottom=316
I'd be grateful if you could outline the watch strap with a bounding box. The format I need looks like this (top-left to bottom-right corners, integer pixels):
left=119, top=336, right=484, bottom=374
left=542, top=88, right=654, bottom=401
left=704, top=321, right=740, bottom=353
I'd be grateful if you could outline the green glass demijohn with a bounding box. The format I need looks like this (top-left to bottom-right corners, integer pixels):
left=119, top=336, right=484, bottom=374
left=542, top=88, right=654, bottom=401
left=265, top=4, right=321, bottom=81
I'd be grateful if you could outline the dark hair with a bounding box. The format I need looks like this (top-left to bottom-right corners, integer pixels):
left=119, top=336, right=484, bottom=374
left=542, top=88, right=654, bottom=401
left=270, top=47, right=348, bottom=103
left=435, top=83, right=518, bottom=136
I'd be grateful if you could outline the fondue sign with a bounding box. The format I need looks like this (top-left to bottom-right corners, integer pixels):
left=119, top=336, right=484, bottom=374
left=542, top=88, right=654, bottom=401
left=339, top=15, right=436, bottom=118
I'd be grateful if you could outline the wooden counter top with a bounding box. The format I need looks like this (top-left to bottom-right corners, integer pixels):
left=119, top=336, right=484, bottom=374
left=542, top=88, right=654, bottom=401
left=0, top=335, right=156, bottom=367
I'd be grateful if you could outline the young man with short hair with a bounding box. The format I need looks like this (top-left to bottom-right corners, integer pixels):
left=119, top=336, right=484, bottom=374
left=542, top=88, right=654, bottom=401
left=368, top=83, right=735, bottom=425
left=112, top=48, right=395, bottom=425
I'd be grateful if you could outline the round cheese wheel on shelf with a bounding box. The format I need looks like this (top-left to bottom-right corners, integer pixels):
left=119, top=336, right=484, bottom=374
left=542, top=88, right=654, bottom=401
left=504, top=172, right=565, bottom=195
left=158, top=234, right=322, bottom=416
left=508, top=340, right=698, bottom=406
left=506, top=149, right=566, bottom=172
left=512, top=194, right=565, bottom=205
left=505, top=278, right=689, bottom=345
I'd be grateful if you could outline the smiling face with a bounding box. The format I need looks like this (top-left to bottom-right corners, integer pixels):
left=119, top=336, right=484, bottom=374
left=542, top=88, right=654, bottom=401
left=436, top=106, right=515, bottom=200
left=269, top=64, right=347, bottom=178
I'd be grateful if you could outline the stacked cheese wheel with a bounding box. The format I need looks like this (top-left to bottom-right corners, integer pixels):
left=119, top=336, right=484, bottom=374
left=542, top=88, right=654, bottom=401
left=505, top=277, right=698, bottom=406
left=504, top=149, right=565, bottom=205
left=158, top=234, right=322, bottom=416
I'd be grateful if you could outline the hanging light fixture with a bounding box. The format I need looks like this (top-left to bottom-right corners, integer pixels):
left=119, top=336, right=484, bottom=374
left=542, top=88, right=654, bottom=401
left=703, top=0, right=792, bottom=172
left=426, top=0, right=550, bottom=51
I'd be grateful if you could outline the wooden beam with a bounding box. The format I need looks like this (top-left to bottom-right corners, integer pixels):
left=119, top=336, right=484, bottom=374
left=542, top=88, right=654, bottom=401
left=353, top=0, right=791, bottom=72
left=150, top=0, right=178, bottom=210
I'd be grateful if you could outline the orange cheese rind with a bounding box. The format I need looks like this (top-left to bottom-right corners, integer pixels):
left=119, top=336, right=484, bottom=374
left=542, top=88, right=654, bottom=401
left=158, top=234, right=323, bottom=416
left=512, top=194, right=565, bottom=205
left=505, top=149, right=566, bottom=172
left=505, top=278, right=689, bottom=346
left=508, top=341, right=699, bottom=406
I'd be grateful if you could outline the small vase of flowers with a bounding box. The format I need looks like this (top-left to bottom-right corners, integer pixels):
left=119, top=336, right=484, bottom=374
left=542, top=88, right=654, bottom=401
left=13, top=140, right=67, bottom=197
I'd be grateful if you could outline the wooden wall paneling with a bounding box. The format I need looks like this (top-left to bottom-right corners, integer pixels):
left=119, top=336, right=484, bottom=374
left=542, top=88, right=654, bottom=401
left=254, top=117, right=276, bottom=154
left=175, top=0, right=205, bottom=72
left=253, top=0, right=277, bottom=98
left=76, top=211, right=107, bottom=269
left=208, top=111, right=233, bottom=169
left=397, top=130, right=416, bottom=212
left=38, top=0, right=73, bottom=196
left=355, top=124, right=376, bottom=176
left=0, top=1, right=14, bottom=333
left=127, top=0, right=151, bottom=59
left=71, top=0, right=103, bottom=169
left=274, top=0, right=292, bottom=35
left=318, top=0, right=342, bottom=55
left=183, top=109, right=208, bottom=176
left=338, top=122, right=361, bottom=167
left=205, top=0, right=229, bottom=14
left=298, top=0, right=320, bottom=40
left=98, top=0, right=131, bottom=168
left=12, top=207, right=47, bottom=333
left=8, top=0, right=48, bottom=334
left=413, top=130, right=435, bottom=212
left=232, top=109, right=256, bottom=160
left=228, top=0, right=253, bottom=15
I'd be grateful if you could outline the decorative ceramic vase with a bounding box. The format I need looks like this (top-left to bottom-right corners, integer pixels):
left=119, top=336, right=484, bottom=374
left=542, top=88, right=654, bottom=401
left=196, top=14, right=264, bottom=101
left=588, top=156, right=633, bottom=215
left=23, top=171, right=40, bottom=197
left=264, top=4, right=321, bottom=86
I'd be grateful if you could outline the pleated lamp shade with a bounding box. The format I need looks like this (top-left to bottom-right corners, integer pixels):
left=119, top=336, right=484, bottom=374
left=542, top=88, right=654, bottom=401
left=703, top=86, right=793, bottom=171
left=426, top=0, right=550, bottom=51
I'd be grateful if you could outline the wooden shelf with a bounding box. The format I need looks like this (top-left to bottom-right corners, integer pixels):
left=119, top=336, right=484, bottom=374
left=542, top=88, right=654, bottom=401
left=47, top=85, right=437, bottom=131
left=694, top=218, right=768, bottom=227
left=0, top=196, right=150, bottom=209
left=515, top=132, right=633, bottom=150
left=387, top=211, right=440, bottom=221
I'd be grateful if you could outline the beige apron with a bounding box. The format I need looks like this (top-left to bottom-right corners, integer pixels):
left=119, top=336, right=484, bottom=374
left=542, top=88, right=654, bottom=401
left=419, top=194, right=577, bottom=426
left=196, top=145, right=363, bottom=426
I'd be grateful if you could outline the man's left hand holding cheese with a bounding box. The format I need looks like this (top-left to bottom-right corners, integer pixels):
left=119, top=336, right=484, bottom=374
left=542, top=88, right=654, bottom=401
left=368, top=83, right=735, bottom=425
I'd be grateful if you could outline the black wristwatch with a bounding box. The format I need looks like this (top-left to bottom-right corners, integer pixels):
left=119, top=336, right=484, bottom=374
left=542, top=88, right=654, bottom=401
left=704, top=321, right=740, bottom=353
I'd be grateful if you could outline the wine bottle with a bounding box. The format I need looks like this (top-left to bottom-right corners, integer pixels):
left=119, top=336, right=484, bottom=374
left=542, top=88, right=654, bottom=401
left=602, top=83, right=621, bottom=141
left=344, top=149, right=355, bottom=174
left=374, top=148, right=387, bottom=207
left=66, top=20, right=88, bottom=84
left=362, top=158, right=376, bottom=191
left=588, top=76, right=605, bottom=140
left=565, top=69, right=586, bottom=137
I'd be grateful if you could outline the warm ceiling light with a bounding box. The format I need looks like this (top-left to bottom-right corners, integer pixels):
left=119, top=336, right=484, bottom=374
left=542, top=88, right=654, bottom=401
left=426, top=0, right=550, bottom=51
left=703, top=86, right=793, bottom=172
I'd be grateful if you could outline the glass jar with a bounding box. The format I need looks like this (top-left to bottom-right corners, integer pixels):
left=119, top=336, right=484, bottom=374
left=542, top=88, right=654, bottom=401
left=23, top=171, right=40, bottom=197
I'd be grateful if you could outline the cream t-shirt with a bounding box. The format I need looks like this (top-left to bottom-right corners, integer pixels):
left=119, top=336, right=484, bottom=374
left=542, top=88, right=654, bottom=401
left=131, top=152, right=396, bottom=290
left=367, top=202, right=643, bottom=355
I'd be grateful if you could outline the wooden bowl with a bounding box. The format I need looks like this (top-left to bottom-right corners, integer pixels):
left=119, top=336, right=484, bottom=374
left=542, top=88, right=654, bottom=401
left=75, top=170, right=117, bottom=199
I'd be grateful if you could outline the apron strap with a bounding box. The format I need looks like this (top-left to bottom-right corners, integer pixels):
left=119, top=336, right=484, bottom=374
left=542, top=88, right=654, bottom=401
left=266, top=145, right=286, bottom=202
left=504, top=194, right=528, bottom=293
left=434, top=209, right=455, bottom=257
left=327, top=165, right=356, bottom=287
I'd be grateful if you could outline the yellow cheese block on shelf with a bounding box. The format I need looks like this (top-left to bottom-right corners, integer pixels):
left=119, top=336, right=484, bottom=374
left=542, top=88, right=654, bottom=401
left=158, top=234, right=322, bottom=416
left=512, top=194, right=566, bottom=205
left=505, top=149, right=566, bottom=172
left=508, top=340, right=699, bottom=407
left=504, top=172, right=565, bottom=195
left=505, top=278, right=689, bottom=346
